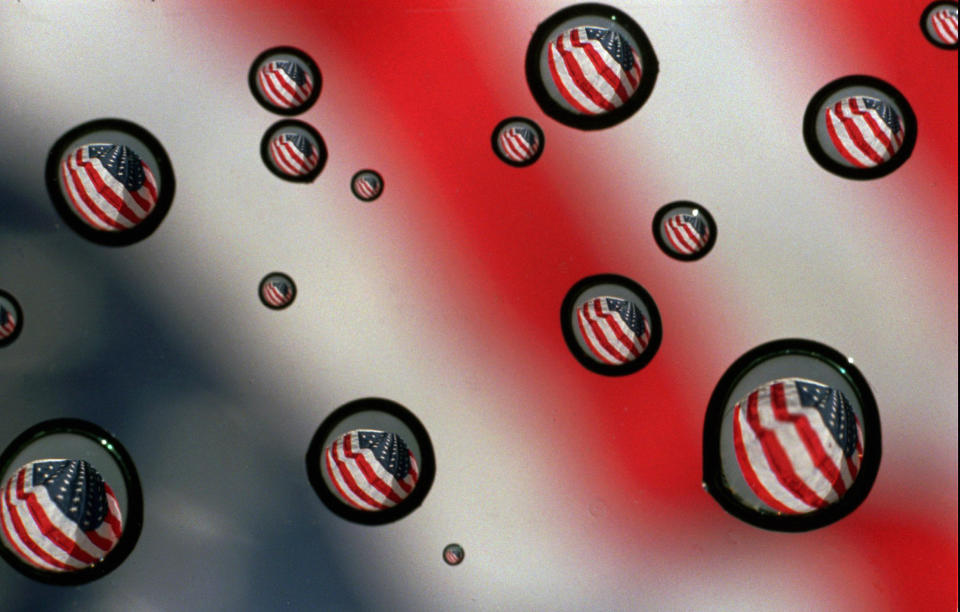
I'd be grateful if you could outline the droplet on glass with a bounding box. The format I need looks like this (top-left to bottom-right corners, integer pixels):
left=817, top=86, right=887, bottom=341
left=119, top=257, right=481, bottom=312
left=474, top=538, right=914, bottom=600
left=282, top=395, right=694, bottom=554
left=443, top=543, right=464, bottom=566
left=249, top=47, right=321, bottom=115
left=0, top=290, right=23, bottom=347
left=921, top=2, right=959, bottom=48
left=702, top=339, right=881, bottom=531
left=351, top=170, right=384, bottom=201
left=0, top=419, right=143, bottom=584
left=560, top=274, right=661, bottom=376
left=259, top=272, right=296, bottom=310
left=260, top=120, right=326, bottom=183
left=803, top=76, right=916, bottom=180
left=305, top=398, right=435, bottom=525
left=652, top=202, right=717, bottom=261
left=525, top=4, right=659, bottom=130
left=492, top=117, right=544, bottom=167
left=46, top=119, right=175, bottom=246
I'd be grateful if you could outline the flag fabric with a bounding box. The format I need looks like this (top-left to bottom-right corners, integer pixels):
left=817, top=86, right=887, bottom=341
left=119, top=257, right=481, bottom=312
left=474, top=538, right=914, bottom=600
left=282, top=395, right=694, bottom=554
left=732, top=378, right=863, bottom=515
left=547, top=26, right=642, bottom=115
left=261, top=278, right=293, bottom=307
left=931, top=7, right=959, bottom=44
left=59, top=144, right=158, bottom=232
left=1, top=459, right=123, bottom=572
left=825, top=96, right=904, bottom=168
left=324, top=429, right=419, bottom=511
left=353, top=173, right=382, bottom=200
left=258, top=60, right=314, bottom=109
left=0, top=305, right=15, bottom=339
left=664, top=213, right=709, bottom=255
left=269, top=133, right=319, bottom=176
left=577, top=296, right=650, bottom=365
left=497, top=126, right=539, bottom=162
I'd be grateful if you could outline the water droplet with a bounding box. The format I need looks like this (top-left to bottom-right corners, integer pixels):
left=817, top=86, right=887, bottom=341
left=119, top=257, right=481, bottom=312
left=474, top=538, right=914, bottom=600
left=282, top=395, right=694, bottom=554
left=920, top=2, right=959, bottom=48
left=351, top=170, right=384, bottom=201
left=249, top=46, right=321, bottom=115
left=525, top=5, right=658, bottom=130
left=0, top=290, right=23, bottom=347
left=258, top=272, right=297, bottom=310
left=803, top=76, right=916, bottom=180
left=443, top=543, right=465, bottom=566
left=652, top=201, right=716, bottom=261
left=261, top=120, right=327, bottom=182
left=492, top=117, right=544, bottom=166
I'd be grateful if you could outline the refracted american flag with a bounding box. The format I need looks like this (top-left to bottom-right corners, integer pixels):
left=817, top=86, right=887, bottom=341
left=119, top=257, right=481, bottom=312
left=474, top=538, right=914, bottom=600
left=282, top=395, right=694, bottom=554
left=324, top=429, right=419, bottom=511
left=825, top=96, right=904, bottom=168
left=497, top=125, right=539, bottom=162
left=258, top=60, right=314, bottom=109
left=0, top=459, right=123, bottom=572
left=0, top=305, right=15, bottom=339
left=577, top=296, right=650, bottom=365
left=732, top=378, right=863, bottom=514
left=353, top=172, right=382, bottom=200
left=548, top=26, right=642, bottom=115
left=665, top=213, right=709, bottom=255
left=269, top=133, right=319, bottom=176
left=931, top=7, right=959, bottom=44
left=59, top=144, right=158, bottom=231
left=261, top=278, right=293, bottom=307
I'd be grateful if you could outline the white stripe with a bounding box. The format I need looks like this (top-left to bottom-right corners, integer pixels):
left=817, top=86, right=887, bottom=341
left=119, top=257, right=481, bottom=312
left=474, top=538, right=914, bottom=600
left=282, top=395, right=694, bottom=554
left=736, top=401, right=816, bottom=513
left=550, top=36, right=606, bottom=114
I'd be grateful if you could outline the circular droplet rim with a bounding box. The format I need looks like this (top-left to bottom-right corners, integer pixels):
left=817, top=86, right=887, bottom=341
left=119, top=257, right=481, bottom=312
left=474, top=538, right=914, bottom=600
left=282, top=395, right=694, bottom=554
left=258, top=272, right=297, bottom=310
left=702, top=339, right=882, bottom=532
left=802, top=75, right=917, bottom=180
left=920, top=2, right=959, bottom=49
left=305, top=398, right=436, bottom=525
left=491, top=117, right=545, bottom=167
left=525, top=3, right=659, bottom=131
left=248, top=46, right=322, bottom=115
left=0, top=289, right=24, bottom=348
left=0, top=418, right=144, bottom=584
left=259, top=120, right=328, bottom=183
left=651, top=201, right=717, bottom=261
left=560, top=274, right=662, bottom=376
left=45, top=118, right=176, bottom=246
left=350, top=170, right=384, bottom=202
left=443, top=543, right=465, bottom=566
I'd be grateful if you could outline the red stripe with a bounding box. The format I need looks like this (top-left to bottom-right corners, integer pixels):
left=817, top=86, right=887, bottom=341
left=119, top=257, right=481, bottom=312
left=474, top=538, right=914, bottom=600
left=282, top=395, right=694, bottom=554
left=732, top=401, right=796, bottom=514
left=832, top=100, right=886, bottom=166
left=583, top=301, right=629, bottom=362
left=141, top=162, right=158, bottom=202
left=64, top=154, right=128, bottom=230
left=746, top=386, right=829, bottom=510
left=593, top=301, right=645, bottom=356
left=858, top=107, right=897, bottom=159
left=555, top=31, right=618, bottom=112
left=547, top=41, right=595, bottom=114
left=330, top=436, right=390, bottom=509
left=102, top=484, right=123, bottom=539
left=18, top=471, right=99, bottom=565
left=6, top=472, right=80, bottom=570
left=73, top=151, right=149, bottom=225
left=575, top=35, right=632, bottom=105
left=768, top=383, right=847, bottom=499
left=625, top=49, right=642, bottom=89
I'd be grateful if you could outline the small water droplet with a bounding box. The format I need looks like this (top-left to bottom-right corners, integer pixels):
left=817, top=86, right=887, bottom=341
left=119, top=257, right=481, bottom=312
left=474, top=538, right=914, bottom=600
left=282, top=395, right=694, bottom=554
left=443, top=543, right=464, bottom=566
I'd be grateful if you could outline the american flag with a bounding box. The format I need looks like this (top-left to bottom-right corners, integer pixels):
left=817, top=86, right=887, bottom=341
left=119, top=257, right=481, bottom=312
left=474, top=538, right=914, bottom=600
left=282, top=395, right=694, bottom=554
left=497, top=126, right=539, bottom=162
left=59, top=144, right=158, bottom=232
left=931, top=7, right=959, bottom=44
left=547, top=26, right=642, bottom=115
left=324, top=430, right=419, bottom=511
left=261, top=278, right=293, bottom=307
left=353, top=173, right=382, bottom=200
left=732, top=378, right=863, bottom=514
left=258, top=60, right=314, bottom=109
left=665, top=213, right=709, bottom=255
left=577, top=296, right=650, bottom=365
left=825, top=96, right=904, bottom=168
left=269, top=133, right=319, bottom=176
left=1, top=459, right=123, bottom=572
left=0, top=305, right=15, bottom=339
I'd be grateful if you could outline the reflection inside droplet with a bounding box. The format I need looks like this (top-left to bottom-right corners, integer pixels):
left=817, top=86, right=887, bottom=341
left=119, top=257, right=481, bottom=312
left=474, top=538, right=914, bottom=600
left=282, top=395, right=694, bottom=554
left=443, top=543, right=464, bottom=566
left=322, top=429, right=418, bottom=511
left=576, top=296, right=650, bottom=365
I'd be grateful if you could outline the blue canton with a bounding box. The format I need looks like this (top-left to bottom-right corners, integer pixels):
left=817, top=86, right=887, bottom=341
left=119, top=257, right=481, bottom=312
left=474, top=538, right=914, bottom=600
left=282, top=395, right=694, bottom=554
left=272, top=281, right=290, bottom=297
left=276, top=61, right=308, bottom=87
left=357, top=431, right=411, bottom=479
left=862, top=97, right=902, bottom=134
left=33, top=460, right=108, bottom=531
left=516, top=127, right=536, bottom=146
left=681, top=214, right=707, bottom=235
left=1, top=305, right=11, bottom=324
left=796, top=381, right=858, bottom=457
left=584, top=27, right=634, bottom=70
left=605, top=298, right=645, bottom=335
left=86, top=144, right=147, bottom=190
left=282, top=133, right=314, bottom=157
